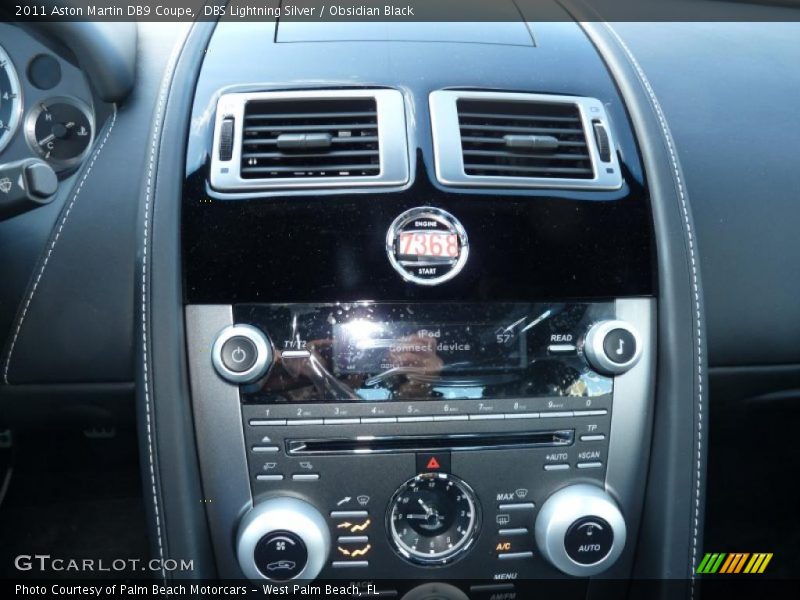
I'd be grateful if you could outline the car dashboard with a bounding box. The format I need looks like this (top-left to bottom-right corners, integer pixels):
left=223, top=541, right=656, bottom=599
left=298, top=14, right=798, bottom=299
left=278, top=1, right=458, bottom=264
left=1, top=2, right=799, bottom=599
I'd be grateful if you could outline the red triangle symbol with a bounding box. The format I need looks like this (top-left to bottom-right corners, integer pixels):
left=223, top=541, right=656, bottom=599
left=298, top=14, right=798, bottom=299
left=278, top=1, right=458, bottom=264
left=426, top=457, right=441, bottom=470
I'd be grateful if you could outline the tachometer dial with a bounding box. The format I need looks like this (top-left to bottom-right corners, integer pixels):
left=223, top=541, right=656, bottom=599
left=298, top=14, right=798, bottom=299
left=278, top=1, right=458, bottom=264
left=388, top=472, right=480, bottom=565
left=0, top=44, right=23, bottom=154
left=25, top=97, right=94, bottom=169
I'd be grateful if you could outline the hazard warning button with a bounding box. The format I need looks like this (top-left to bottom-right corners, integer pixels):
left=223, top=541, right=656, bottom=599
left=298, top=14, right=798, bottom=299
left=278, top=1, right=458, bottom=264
left=416, top=452, right=451, bottom=473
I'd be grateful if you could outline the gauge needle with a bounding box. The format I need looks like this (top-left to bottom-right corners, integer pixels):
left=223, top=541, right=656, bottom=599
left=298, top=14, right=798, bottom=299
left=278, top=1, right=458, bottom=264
left=38, top=134, right=55, bottom=146
left=405, top=513, right=432, bottom=520
left=417, top=498, right=433, bottom=514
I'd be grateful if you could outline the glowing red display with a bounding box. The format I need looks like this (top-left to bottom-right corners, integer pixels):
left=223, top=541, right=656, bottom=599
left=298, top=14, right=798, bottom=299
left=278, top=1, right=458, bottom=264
left=398, top=232, right=459, bottom=258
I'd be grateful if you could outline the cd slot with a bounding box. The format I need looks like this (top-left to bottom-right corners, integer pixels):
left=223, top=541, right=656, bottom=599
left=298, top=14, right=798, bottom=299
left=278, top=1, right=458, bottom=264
left=286, top=430, right=574, bottom=455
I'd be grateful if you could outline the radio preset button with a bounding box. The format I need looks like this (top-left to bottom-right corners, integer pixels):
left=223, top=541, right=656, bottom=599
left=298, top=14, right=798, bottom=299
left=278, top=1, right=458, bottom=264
left=250, top=419, right=287, bottom=426
left=574, top=409, right=608, bottom=417
left=361, top=417, right=397, bottom=424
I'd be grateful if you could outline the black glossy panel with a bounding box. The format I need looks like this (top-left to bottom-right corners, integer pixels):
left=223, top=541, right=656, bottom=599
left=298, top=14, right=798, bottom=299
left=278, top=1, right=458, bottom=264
left=184, top=166, right=653, bottom=303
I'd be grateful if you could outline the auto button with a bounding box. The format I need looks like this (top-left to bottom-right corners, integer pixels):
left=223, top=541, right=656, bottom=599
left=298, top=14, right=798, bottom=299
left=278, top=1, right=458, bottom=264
left=565, top=517, right=614, bottom=565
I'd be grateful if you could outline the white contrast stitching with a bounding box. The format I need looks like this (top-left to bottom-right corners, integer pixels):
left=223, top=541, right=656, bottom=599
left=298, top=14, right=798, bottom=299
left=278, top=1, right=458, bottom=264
left=142, top=32, right=190, bottom=582
left=2, top=109, right=118, bottom=384
left=603, top=23, right=704, bottom=596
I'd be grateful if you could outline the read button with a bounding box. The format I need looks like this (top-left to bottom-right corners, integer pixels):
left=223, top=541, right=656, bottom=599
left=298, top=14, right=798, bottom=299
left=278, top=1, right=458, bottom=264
left=221, top=336, right=258, bottom=373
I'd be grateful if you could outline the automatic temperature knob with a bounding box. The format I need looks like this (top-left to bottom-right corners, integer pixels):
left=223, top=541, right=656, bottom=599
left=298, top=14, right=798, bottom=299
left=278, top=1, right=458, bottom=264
left=584, top=320, right=641, bottom=375
left=237, top=497, right=330, bottom=581
left=535, top=484, right=626, bottom=576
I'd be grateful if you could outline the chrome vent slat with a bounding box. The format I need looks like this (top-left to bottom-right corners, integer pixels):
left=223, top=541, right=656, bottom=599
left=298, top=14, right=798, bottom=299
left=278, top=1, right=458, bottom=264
left=210, top=89, right=409, bottom=191
left=430, top=90, right=623, bottom=190
left=459, top=124, right=586, bottom=135
left=459, top=136, right=587, bottom=148
left=245, top=111, right=377, bottom=121
left=243, top=123, right=378, bottom=133
left=241, top=149, right=380, bottom=160
left=241, top=164, right=381, bottom=175
left=465, top=164, right=594, bottom=175
left=463, top=150, right=590, bottom=161
left=458, top=111, right=582, bottom=124
left=242, top=136, right=379, bottom=147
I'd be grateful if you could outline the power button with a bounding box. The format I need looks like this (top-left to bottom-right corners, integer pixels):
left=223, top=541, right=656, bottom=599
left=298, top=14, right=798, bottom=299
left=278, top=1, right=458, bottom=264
left=221, top=337, right=258, bottom=373
left=212, top=324, right=272, bottom=384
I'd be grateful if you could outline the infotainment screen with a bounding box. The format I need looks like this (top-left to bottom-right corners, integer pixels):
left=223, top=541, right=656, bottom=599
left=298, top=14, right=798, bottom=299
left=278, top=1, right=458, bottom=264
left=235, top=302, right=614, bottom=403
left=332, top=321, right=527, bottom=377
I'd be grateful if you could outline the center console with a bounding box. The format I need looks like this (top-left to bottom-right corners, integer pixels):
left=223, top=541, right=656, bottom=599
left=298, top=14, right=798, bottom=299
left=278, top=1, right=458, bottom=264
left=187, top=299, right=652, bottom=583
left=167, top=11, right=682, bottom=596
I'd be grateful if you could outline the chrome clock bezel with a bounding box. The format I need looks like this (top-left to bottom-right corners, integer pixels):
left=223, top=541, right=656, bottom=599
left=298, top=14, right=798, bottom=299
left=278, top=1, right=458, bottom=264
left=0, top=44, right=23, bottom=154
left=24, top=96, right=95, bottom=169
left=386, top=206, right=470, bottom=286
left=387, top=472, right=481, bottom=565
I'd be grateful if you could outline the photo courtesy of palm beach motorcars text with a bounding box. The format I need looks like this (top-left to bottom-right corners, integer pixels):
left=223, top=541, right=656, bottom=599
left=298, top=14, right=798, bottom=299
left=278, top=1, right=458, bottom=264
left=15, top=584, right=377, bottom=597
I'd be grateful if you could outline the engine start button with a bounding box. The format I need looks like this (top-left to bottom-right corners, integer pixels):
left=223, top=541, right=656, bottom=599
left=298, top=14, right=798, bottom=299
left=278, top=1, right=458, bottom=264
left=386, top=206, right=469, bottom=286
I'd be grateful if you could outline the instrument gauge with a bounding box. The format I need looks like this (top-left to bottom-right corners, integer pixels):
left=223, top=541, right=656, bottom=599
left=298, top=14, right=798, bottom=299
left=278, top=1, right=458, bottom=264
left=0, top=44, right=23, bottom=154
left=25, top=97, right=94, bottom=169
left=387, top=472, right=480, bottom=565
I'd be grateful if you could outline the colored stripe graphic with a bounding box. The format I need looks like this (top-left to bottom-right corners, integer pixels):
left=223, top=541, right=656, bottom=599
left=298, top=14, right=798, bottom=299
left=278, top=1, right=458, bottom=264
left=744, top=553, right=774, bottom=574
left=699, top=552, right=773, bottom=574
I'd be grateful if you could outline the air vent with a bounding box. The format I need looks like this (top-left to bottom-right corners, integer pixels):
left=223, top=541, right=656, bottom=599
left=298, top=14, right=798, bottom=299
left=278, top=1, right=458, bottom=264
left=430, top=91, right=623, bottom=190
left=210, top=90, right=409, bottom=192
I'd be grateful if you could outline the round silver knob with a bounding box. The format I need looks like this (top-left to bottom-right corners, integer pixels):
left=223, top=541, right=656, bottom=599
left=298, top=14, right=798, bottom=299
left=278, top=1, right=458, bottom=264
left=211, top=324, right=272, bottom=384
left=236, top=497, right=330, bottom=581
left=584, top=320, right=641, bottom=375
left=535, top=484, right=626, bottom=577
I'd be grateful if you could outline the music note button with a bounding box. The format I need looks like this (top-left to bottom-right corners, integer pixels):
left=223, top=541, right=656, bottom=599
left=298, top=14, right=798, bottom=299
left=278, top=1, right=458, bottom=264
left=602, top=329, right=637, bottom=364
left=584, top=321, right=641, bottom=375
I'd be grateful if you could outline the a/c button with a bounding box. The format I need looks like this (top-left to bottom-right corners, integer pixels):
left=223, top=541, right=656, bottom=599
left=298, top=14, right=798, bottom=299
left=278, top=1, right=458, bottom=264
left=220, top=336, right=258, bottom=373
